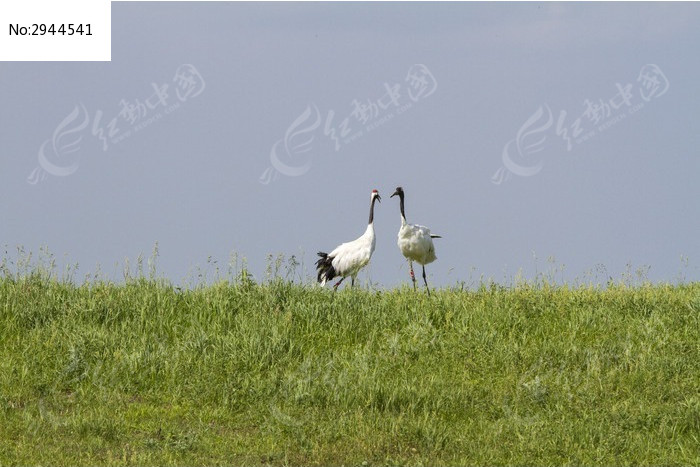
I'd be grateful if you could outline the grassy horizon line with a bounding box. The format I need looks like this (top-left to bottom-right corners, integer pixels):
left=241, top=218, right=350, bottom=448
left=1, top=245, right=695, bottom=291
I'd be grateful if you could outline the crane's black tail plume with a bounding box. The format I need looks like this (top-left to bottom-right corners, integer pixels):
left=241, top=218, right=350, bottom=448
left=316, top=252, right=337, bottom=285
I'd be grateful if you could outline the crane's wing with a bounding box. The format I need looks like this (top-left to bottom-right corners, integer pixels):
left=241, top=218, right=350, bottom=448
left=329, top=235, right=373, bottom=277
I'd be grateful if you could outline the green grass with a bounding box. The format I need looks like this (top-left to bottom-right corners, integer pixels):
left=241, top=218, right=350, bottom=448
left=1, top=265, right=699, bottom=465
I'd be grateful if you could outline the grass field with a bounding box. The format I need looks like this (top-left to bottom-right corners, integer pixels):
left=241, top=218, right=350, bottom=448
left=1, top=255, right=699, bottom=465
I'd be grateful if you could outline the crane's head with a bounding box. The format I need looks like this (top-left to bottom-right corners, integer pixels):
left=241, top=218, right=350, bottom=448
left=371, top=189, right=381, bottom=203
left=390, top=186, right=404, bottom=199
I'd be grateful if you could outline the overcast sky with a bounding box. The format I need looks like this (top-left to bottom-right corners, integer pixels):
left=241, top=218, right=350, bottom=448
left=1, top=2, right=698, bottom=288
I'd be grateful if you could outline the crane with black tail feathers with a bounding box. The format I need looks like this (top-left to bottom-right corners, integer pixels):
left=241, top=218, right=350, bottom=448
left=390, top=186, right=441, bottom=295
left=316, top=189, right=381, bottom=290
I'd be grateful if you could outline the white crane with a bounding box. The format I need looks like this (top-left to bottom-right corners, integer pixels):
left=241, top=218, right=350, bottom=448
left=390, top=186, right=441, bottom=295
left=316, top=189, right=381, bottom=289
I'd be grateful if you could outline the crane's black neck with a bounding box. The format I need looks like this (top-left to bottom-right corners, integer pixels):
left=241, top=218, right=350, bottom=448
left=398, top=192, right=407, bottom=222
left=368, top=195, right=378, bottom=225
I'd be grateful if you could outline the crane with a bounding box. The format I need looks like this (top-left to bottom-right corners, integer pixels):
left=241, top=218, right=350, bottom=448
left=390, top=186, right=441, bottom=295
left=316, top=189, right=381, bottom=289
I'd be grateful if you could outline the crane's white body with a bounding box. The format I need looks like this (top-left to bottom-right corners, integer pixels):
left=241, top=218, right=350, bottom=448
left=397, top=219, right=437, bottom=266
left=320, top=223, right=375, bottom=286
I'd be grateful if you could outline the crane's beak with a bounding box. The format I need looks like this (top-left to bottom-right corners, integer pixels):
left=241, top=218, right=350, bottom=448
left=376, top=194, right=381, bottom=203
left=390, top=191, right=399, bottom=198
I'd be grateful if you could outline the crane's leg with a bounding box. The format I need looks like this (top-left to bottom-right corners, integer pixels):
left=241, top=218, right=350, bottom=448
left=409, top=261, right=417, bottom=291
left=333, top=277, right=345, bottom=290
left=351, top=276, right=355, bottom=287
left=422, top=265, right=431, bottom=296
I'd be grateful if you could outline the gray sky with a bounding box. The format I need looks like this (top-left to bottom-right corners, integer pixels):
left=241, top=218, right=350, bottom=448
left=1, top=2, right=699, bottom=288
